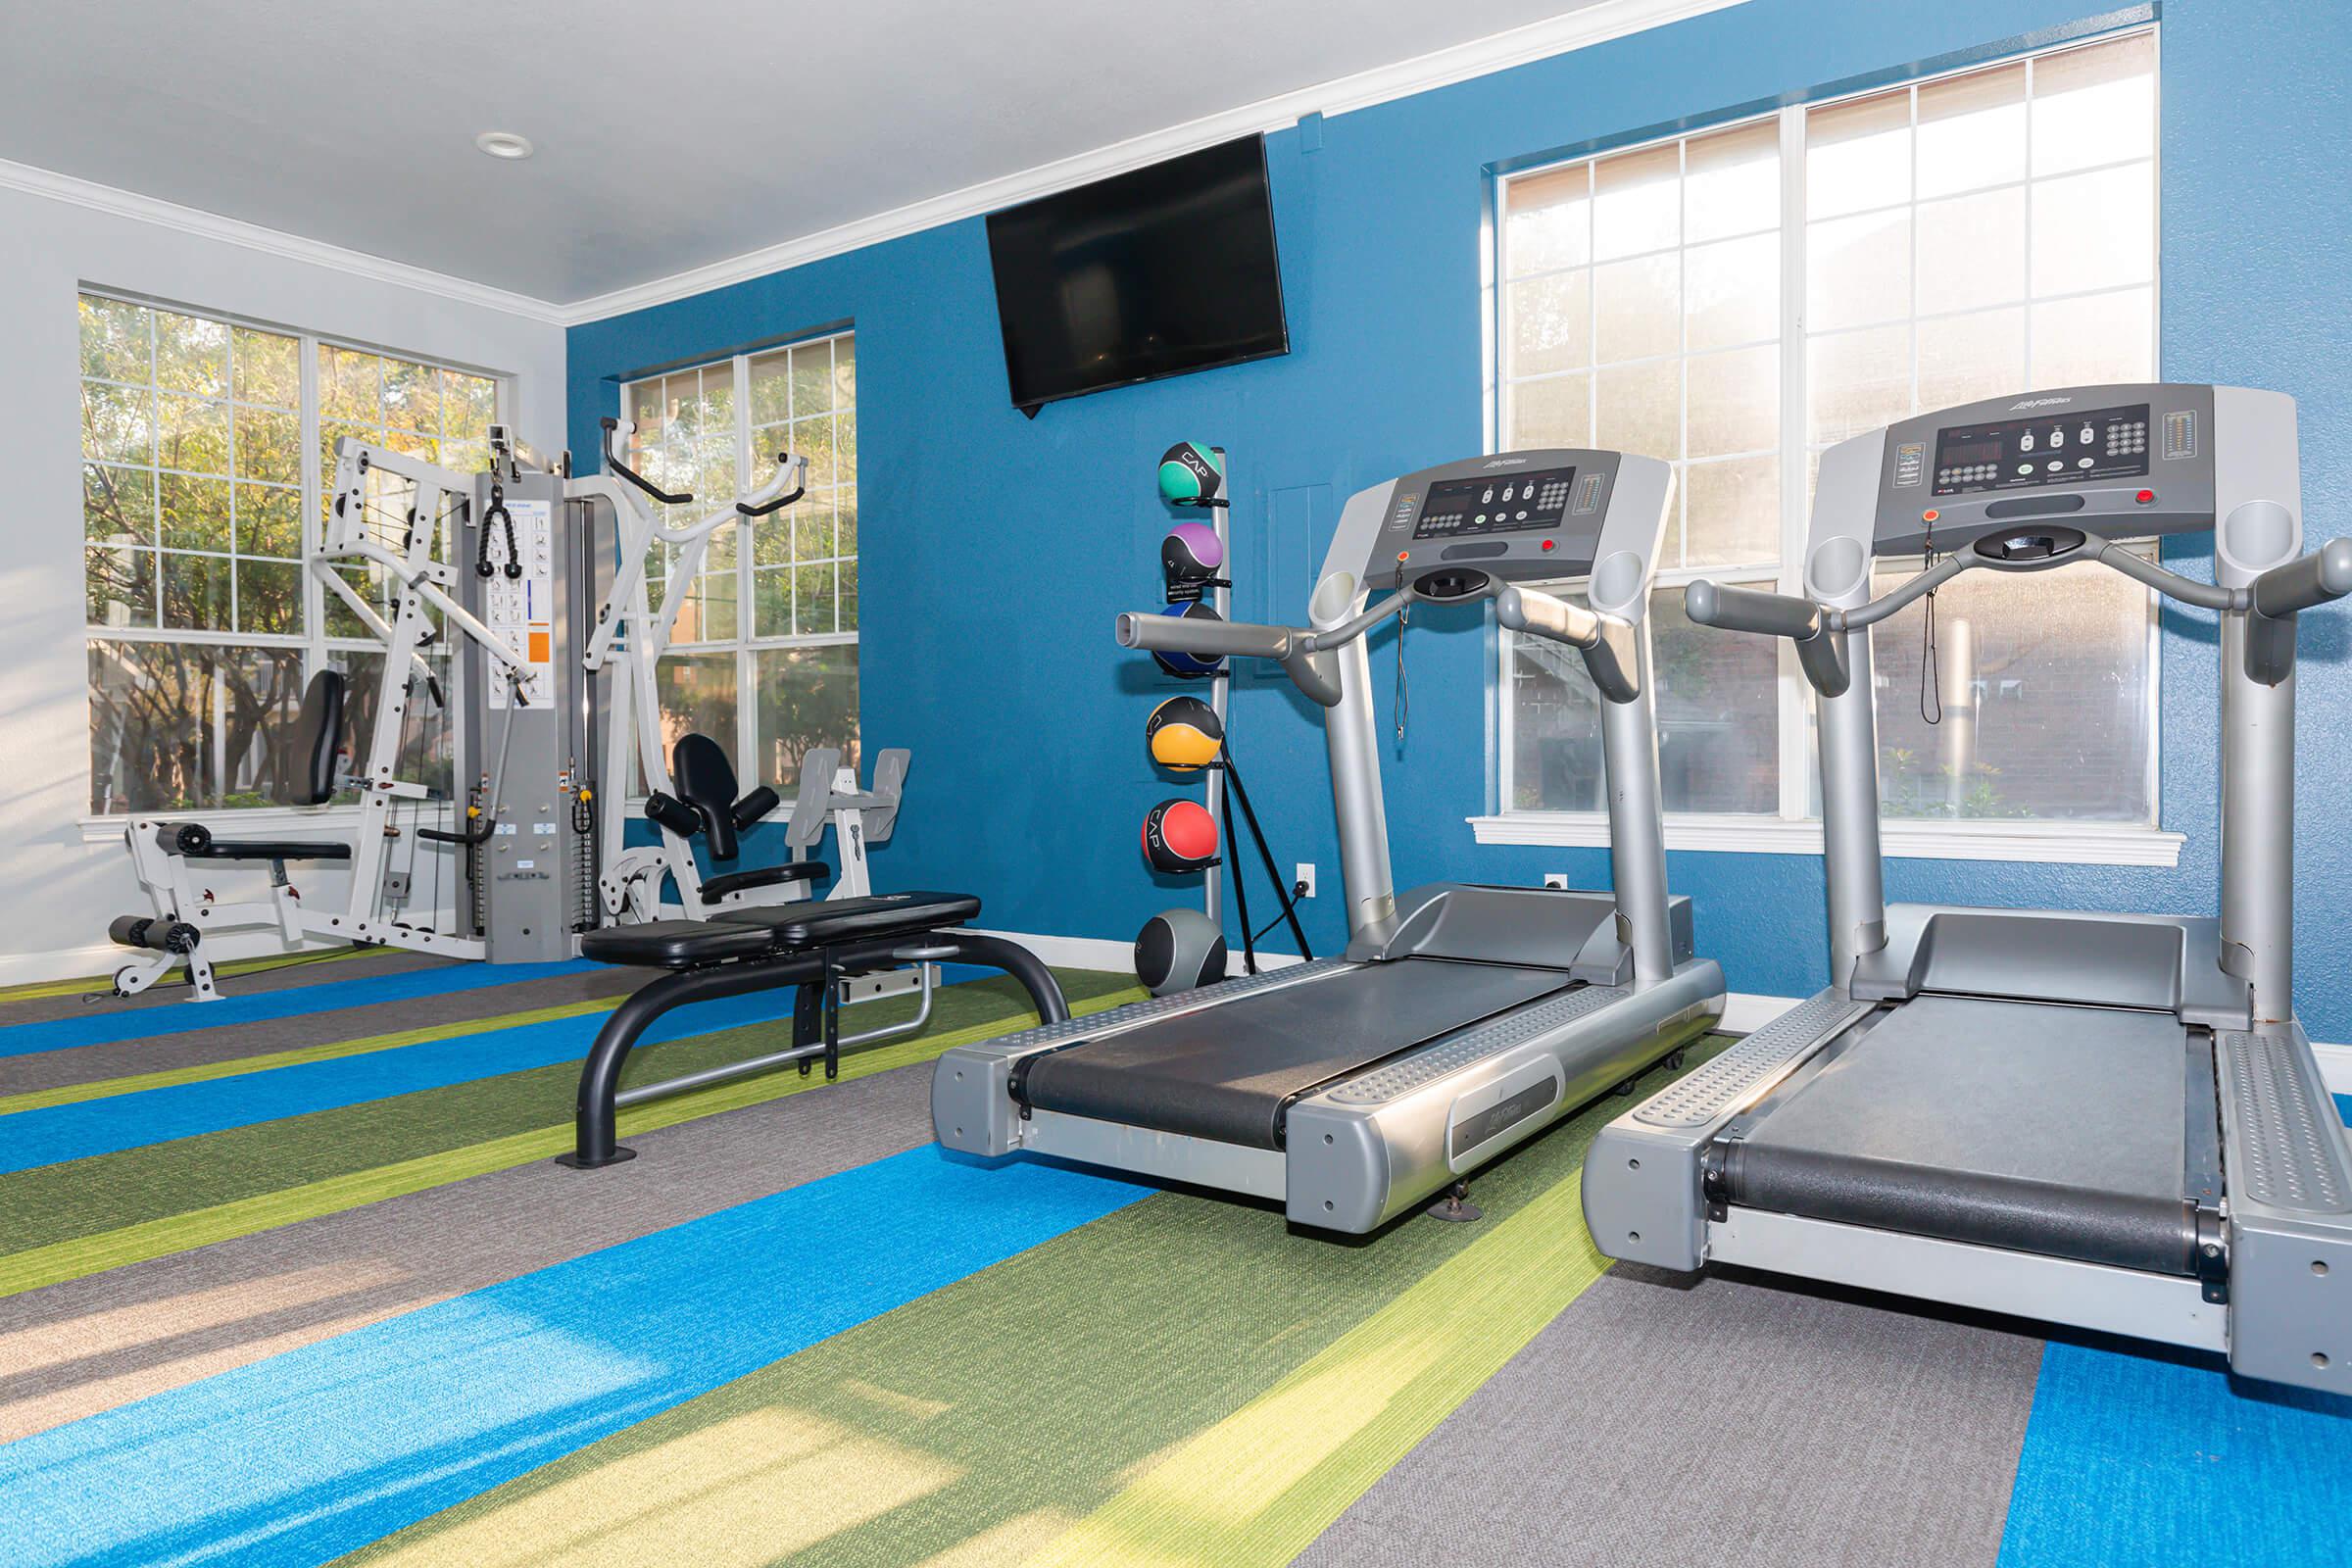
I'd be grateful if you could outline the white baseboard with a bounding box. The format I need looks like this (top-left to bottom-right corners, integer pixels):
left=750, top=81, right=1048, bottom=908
left=964, top=928, right=1312, bottom=980
left=0, top=942, right=126, bottom=990
left=962, top=928, right=1136, bottom=974
left=0, top=932, right=376, bottom=992
left=2316, top=1042, right=2352, bottom=1097
left=1721, top=991, right=1800, bottom=1034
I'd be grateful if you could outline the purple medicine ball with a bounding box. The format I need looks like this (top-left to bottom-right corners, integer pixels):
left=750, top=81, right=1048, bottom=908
left=1162, top=520, right=1225, bottom=581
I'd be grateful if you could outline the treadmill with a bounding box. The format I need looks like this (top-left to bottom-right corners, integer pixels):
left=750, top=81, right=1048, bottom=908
left=933, top=448, right=1726, bottom=1232
left=1586, top=384, right=2352, bottom=1395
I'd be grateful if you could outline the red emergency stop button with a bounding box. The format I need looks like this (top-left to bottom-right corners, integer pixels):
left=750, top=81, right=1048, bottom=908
left=1396, top=551, right=1409, bottom=562
left=1541, top=539, right=1555, bottom=551
left=1922, top=509, right=1939, bottom=523
left=2135, top=489, right=2154, bottom=505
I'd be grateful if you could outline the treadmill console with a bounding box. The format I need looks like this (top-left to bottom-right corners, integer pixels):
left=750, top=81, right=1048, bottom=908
left=1871, top=383, right=2218, bottom=556
left=1364, top=448, right=1627, bottom=595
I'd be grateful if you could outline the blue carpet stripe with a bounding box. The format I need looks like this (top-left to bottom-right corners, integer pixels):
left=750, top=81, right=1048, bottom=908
left=1997, top=1339, right=2352, bottom=1567
left=0, top=959, right=602, bottom=1057
left=1997, top=1084, right=2352, bottom=1565
left=0, top=1148, right=1148, bottom=1568
left=0, top=989, right=794, bottom=1174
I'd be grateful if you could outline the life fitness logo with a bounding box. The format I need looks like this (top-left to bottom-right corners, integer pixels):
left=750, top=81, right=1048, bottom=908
left=2008, top=396, right=2075, bottom=410
left=1482, top=456, right=1531, bottom=468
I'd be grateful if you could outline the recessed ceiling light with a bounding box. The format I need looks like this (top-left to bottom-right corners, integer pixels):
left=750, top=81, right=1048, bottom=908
left=474, top=131, right=534, bottom=161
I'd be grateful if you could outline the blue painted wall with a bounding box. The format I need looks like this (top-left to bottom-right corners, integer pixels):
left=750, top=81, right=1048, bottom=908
left=568, top=0, right=2352, bottom=1034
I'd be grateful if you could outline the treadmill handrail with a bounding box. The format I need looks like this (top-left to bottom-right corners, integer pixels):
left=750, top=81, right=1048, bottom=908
left=1688, top=533, right=2352, bottom=694
left=1117, top=578, right=1643, bottom=706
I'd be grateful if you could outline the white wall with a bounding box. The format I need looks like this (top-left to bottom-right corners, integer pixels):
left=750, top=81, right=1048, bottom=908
left=0, top=173, right=567, bottom=985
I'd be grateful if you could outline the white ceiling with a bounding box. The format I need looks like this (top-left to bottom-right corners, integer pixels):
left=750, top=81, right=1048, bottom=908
left=0, top=0, right=1634, bottom=310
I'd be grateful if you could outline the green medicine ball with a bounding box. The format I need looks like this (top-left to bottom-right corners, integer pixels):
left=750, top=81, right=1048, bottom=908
left=1157, top=441, right=1225, bottom=506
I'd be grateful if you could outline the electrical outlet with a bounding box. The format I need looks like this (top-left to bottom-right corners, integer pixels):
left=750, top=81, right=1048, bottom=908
left=1295, top=863, right=1317, bottom=899
left=1543, top=872, right=1570, bottom=890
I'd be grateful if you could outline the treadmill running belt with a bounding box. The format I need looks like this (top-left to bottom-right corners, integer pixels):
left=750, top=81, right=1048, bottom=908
left=1723, top=995, right=2201, bottom=1275
left=1017, top=958, right=1574, bottom=1150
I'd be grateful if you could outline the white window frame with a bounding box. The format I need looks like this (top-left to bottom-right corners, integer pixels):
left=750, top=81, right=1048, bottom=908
left=622, top=328, right=858, bottom=802
left=78, top=288, right=509, bottom=831
left=1477, top=27, right=2181, bottom=867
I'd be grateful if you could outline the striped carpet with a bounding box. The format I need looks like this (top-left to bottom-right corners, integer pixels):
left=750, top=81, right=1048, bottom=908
left=0, top=951, right=2345, bottom=1567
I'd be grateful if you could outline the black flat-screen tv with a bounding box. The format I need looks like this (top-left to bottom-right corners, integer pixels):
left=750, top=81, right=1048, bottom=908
left=987, top=136, right=1289, bottom=415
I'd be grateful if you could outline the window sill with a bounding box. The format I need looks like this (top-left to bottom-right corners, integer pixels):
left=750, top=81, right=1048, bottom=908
left=1466, top=812, right=2184, bottom=867
left=79, top=804, right=365, bottom=846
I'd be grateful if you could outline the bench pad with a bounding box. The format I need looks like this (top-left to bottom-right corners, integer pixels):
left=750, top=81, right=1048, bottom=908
left=712, top=891, right=981, bottom=949
left=699, top=860, right=828, bottom=903
left=579, top=918, right=782, bottom=968
left=581, top=892, right=982, bottom=970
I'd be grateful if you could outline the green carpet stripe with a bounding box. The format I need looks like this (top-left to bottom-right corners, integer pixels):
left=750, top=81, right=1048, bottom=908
left=0, top=972, right=1130, bottom=1259
left=1032, top=1171, right=1605, bottom=1568
left=0, top=979, right=1144, bottom=1300
left=0, top=945, right=369, bottom=1003
left=0, top=993, right=626, bottom=1115
left=340, top=1042, right=1721, bottom=1568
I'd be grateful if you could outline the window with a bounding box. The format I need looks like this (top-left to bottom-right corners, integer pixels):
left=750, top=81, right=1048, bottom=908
left=622, top=330, right=858, bottom=792
left=81, top=292, right=499, bottom=814
left=1495, top=29, right=2159, bottom=841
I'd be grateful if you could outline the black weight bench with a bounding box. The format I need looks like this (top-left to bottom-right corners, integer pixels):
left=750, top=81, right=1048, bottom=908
left=559, top=891, right=1067, bottom=1168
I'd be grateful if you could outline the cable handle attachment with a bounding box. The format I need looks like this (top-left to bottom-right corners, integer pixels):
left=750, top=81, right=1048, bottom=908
left=599, top=416, right=695, bottom=507
left=477, top=483, right=521, bottom=579
left=736, top=453, right=809, bottom=518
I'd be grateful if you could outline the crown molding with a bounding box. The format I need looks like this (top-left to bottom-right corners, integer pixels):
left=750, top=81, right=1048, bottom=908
left=0, top=156, right=568, bottom=326
left=0, top=1, right=1747, bottom=328
left=558, top=0, right=1751, bottom=325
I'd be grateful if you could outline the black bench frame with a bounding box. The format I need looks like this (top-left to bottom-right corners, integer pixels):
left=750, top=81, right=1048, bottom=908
left=557, top=927, right=1065, bottom=1168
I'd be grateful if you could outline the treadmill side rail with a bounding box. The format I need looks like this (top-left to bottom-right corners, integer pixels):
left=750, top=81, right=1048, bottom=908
left=2215, top=1023, right=2352, bottom=1394
left=1290, top=959, right=1723, bottom=1232
left=1583, top=989, right=1873, bottom=1270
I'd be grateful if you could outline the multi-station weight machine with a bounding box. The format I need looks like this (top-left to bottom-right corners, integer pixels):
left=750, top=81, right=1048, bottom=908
left=109, top=427, right=599, bottom=997
left=109, top=417, right=920, bottom=1007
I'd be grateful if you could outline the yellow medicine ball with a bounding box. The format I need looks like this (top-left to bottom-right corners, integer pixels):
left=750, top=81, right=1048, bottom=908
left=1146, top=695, right=1224, bottom=770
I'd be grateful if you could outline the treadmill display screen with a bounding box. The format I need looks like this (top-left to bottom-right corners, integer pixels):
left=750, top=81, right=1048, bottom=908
left=1932, top=403, right=2150, bottom=496
left=1412, top=467, right=1577, bottom=539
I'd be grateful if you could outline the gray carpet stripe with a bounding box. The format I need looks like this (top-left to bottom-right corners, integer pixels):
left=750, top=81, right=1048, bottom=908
left=0, top=965, right=650, bottom=1097
left=0, top=1054, right=941, bottom=1442
left=0, top=949, right=450, bottom=1029
left=1293, top=1263, right=2042, bottom=1568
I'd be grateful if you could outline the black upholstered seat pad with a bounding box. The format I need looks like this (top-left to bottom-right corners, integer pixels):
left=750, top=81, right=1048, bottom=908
left=1727, top=995, right=2197, bottom=1275
left=579, top=918, right=781, bottom=968
left=193, top=839, right=354, bottom=862
left=1019, top=957, right=1573, bottom=1151
left=700, top=861, right=828, bottom=902
left=712, top=891, right=979, bottom=948
left=580, top=892, right=979, bottom=968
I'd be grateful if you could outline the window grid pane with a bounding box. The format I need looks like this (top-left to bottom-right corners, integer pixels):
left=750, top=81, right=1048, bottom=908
left=626, top=329, right=859, bottom=791
left=1496, top=28, right=2157, bottom=826
left=315, top=343, right=495, bottom=638
left=80, top=289, right=500, bottom=813
left=82, top=298, right=309, bottom=641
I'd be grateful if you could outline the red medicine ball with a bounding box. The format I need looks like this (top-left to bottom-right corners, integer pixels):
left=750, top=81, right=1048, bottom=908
left=1142, top=798, right=1219, bottom=873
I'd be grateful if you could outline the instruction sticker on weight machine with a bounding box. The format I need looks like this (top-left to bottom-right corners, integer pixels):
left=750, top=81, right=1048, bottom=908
left=487, top=499, right=555, bottom=710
